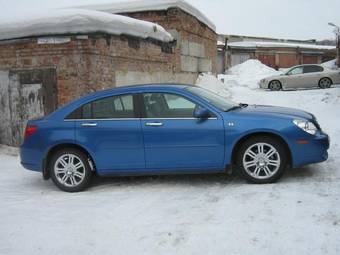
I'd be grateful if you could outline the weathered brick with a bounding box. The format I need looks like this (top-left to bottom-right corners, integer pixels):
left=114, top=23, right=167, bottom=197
left=0, top=7, right=217, bottom=107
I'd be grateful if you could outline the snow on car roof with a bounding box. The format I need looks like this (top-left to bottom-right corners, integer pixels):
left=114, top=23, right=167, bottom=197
left=75, top=0, right=216, bottom=31
left=227, top=41, right=335, bottom=50
left=0, top=8, right=174, bottom=42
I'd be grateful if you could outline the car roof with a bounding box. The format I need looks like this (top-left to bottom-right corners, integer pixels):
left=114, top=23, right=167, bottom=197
left=107, top=83, right=191, bottom=91
left=84, top=83, right=194, bottom=98
left=290, top=64, right=322, bottom=68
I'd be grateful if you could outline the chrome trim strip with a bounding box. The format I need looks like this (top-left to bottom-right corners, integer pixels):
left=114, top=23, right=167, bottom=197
left=64, top=117, right=218, bottom=121
left=64, top=118, right=139, bottom=121
left=142, top=118, right=218, bottom=120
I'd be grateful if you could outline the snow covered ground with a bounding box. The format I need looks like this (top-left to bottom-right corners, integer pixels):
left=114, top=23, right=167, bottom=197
left=1, top=60, right=340, bottom=255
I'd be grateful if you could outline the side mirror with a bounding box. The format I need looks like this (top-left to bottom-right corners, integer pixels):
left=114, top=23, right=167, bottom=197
left=193, top=107, right=210, bottom=119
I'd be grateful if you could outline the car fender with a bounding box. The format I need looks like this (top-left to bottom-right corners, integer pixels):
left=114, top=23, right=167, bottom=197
left=43, top=140, right=97, bottom=167
left=224, top=125, right=292, bottom=166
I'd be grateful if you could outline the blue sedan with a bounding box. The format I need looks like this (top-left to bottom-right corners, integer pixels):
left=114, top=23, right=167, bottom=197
left=20, top=84, right=329, bottom=192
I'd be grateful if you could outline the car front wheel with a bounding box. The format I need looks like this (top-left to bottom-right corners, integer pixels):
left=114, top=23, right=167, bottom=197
left=236, top=136, right=288, bottom=184
left=268, top=80, right=282, bottom=91
left=49, top=149, right=93, bottom=192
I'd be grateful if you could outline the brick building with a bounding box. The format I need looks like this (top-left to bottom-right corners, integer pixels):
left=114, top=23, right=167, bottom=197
left=217, top=34, right=336, bottom=72
left=79, top=0, right=217, bottom=83
left=0, top=1, right=217, bottom=146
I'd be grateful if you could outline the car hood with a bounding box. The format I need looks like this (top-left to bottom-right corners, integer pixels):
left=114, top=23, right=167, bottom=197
left=233, top=105, right=313, bottom=120
left=262, top=74, right=284, bottom=81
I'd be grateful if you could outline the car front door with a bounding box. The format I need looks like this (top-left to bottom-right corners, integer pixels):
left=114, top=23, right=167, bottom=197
left=140, top=92, right=225, bottom=172
left=283, top=66, right=305, bottom=89
left=73, top=94, right=145, bottom=174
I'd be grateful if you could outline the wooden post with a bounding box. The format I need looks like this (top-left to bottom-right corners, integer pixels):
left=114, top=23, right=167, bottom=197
left=337, top=34, right=340, bottom=68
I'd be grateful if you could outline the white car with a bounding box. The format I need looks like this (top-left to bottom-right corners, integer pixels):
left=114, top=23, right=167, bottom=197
left=259, top=64, right=340, bottom=91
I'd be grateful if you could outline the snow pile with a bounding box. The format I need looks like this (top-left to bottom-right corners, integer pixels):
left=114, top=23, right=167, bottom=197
left=219, top=59, right=281, bottom=89
left=75, top=0, right=216, bottom=31
left=321, top=59, right=338, bottom=70
left=0, top=8, right=173, bottom=42
left=196, top=74, right=231, bottom=98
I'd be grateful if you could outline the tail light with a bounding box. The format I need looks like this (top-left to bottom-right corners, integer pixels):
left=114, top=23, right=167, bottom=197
left=24, top=125, right=38, bottom=139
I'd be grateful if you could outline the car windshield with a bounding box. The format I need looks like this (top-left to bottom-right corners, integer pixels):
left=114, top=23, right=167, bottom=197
left=285, top=66, right=303, bottom=75
left=186, top=86, right=239, bottom=111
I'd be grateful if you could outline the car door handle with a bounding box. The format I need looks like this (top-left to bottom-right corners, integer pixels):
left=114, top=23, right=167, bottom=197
left=81, top=123, right=98, bottom=127
left=145, top=122, right=163, bottom=127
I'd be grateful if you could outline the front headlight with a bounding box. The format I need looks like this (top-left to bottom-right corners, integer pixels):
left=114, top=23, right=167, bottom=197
left=293, top=119, right=318, bottom=135
left=260, top=79, right=266, bottom=83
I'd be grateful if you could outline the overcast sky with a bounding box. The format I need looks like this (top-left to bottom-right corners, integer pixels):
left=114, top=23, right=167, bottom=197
left=0, top=0, right=339, bottom=40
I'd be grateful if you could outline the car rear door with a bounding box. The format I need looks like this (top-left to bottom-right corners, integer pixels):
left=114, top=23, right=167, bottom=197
left=74, top=94, right=145, bottom=174
left=302, top=65, right=324, bottom=87
left=139, top=92, right=225, bottom=172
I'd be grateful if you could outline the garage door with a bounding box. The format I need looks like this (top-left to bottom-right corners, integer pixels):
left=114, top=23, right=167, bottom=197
left=279, top=54, right=297, bottom=68
left=258, top=54, right=276, bottom=68
left=303, top=55, right=319, bottom=64
left=231, top=53, right=250, bottom=67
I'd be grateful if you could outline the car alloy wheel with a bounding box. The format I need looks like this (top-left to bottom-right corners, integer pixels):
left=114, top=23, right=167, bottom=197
left=236, top=136, right=287, bottom=184
left=319, top=78, right=332, bottom=89
left=54, top=154, right=86, bottom=187
left=50, top=149, right=93, bottom=192
left=269, top=81, right=282, bottom=91
left=242, top=143, right=281, bottom=179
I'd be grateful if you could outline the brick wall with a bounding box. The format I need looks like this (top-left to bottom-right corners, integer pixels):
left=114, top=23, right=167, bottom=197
left=0, top=8, right=218, bottom=146
left=0, top=8, right=217, bottom=107
left=121, top=8, right=217, bottom=74
left=0, top=35, right=181, bottom=106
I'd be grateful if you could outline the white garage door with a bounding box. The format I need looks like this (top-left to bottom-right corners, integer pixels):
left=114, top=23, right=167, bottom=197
left=231, top=53, right=250, bottom=67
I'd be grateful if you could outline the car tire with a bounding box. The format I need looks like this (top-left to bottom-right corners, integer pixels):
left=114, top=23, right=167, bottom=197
left=49, top=148, right=93, bottom=192
left=236, top=136, right=288, bottom=184
left=318, top=78, right=332, bottom=89
left=268, top=80, right=282, bottom=91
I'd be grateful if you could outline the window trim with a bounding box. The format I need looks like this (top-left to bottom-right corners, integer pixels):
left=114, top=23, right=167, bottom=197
left=64, top=93, right=139, bottom=120
left=64, top=91, right=220, bottom=121
left=287, top=66, right=304, bottom=75
left=138, top=92, right=217, bottom=120
left=303, top=65, right=324, bottom=74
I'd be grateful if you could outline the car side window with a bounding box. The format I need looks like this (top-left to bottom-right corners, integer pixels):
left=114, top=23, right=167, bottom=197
left=66, top=94, right=135, bottom=119
left=303, top=65, right=324, bottom=73
left=288, top=67, right=304, bottom=75
left=143, top=93, right=200, bottom=118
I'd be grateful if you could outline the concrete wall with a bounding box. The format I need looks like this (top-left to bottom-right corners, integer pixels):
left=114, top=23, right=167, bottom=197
left=115, top=71, right=197, bottom=86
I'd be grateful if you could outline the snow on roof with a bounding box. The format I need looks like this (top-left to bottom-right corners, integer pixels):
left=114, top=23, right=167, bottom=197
left=227, top=41, right=335, bottom=50
left=75, top=0, right=216, bottom=31
left=0, top=8, right=174, bottom=42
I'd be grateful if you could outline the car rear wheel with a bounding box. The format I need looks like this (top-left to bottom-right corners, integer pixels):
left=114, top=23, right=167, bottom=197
left=236, top=136, right=287, bottom=184
left=318, top=78, right=332, bottom=89
left=49, top=149, right=93, bottom=192
left=268, top=80, right=282, bottom=91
